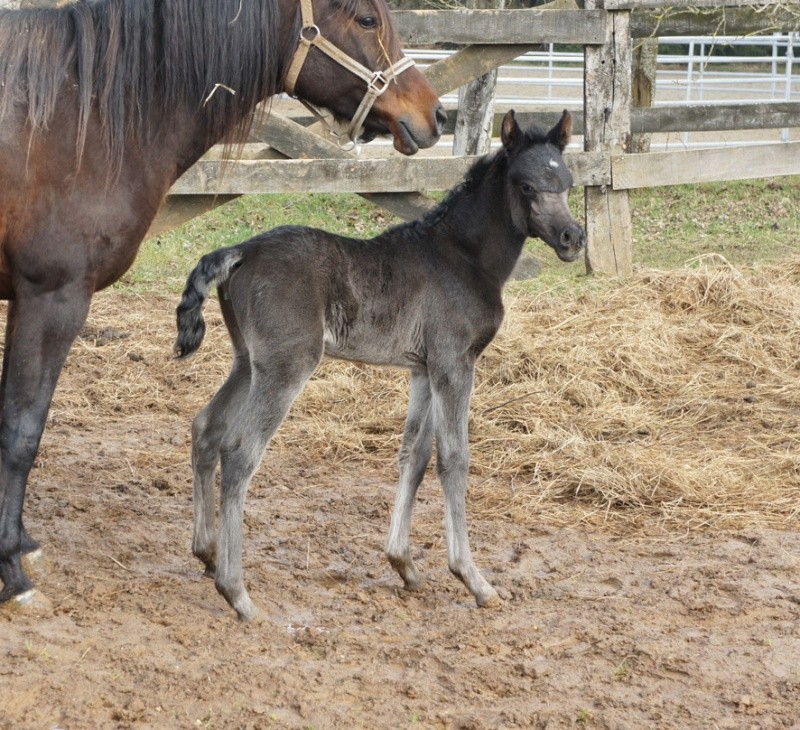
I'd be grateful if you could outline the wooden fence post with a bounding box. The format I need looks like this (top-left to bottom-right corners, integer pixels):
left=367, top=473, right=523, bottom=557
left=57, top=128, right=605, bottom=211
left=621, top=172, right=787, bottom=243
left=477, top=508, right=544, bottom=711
left=583, top=0, right=634, bottom=276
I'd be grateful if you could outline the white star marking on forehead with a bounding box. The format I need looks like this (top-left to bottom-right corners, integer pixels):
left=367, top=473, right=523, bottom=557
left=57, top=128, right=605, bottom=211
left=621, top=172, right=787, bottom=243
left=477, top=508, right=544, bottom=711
left=548, top=159, right=560, bottom=169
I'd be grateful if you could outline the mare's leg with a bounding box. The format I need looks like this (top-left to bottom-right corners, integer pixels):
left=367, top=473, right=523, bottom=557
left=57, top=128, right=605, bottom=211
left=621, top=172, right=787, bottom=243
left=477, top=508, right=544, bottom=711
left=0, top=285, right=91, bottom=602
left=0, top=302, right=39, bottom=556
left=430, top=360, right=498, bottom=607
left=190, top=293, right=251, bottom=576
left=215, top=347, right=321, bottom=621
left=191, top=354, right=251, bottom=576
left=386, top=368, right=433, bottom=591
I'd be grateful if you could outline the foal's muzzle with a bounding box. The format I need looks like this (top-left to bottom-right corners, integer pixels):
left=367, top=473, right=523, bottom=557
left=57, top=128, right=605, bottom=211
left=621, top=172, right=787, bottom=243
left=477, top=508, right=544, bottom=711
left=556, top=223, right=586, bottom=262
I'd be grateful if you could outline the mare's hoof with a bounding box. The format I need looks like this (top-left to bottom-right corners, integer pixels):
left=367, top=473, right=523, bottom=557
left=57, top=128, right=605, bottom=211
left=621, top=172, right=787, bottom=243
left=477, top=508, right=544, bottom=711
left=22, top=548, right=46, bottom=576
left=1, top=588, right=53, bottom=617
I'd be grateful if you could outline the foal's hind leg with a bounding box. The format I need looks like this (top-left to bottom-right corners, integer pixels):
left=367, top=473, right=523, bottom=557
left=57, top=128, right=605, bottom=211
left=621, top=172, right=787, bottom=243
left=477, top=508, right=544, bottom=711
left=430, top=360, right=499, bottom=608
left=191, top=354, right=252, bottom=577
left=215, top=349, right=321, bottom=621
left=386, top=369, right=433, bottom=591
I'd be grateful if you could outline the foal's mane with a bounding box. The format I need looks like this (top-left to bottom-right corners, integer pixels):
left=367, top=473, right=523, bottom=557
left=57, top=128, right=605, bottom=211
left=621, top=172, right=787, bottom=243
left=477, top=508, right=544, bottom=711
left=409, top=123, right=550, bottom=232
left=0, top=0, right=292, bottom=167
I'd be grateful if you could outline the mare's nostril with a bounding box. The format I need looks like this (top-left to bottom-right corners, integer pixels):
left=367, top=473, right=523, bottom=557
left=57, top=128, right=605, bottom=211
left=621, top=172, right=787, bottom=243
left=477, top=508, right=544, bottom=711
left=435, top=105, right=448, bottom=136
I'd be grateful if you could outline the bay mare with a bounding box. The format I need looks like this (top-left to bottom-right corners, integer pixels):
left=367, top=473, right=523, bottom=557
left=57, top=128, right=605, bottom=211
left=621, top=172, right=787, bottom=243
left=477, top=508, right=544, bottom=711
left=0, top=0, right=443, bottom=606
left=175, top=110, right=585, bottom=620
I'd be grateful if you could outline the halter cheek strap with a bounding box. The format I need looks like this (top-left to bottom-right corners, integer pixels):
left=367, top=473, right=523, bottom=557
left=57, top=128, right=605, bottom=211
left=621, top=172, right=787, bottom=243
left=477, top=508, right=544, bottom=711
left=284, top=0, right=416, bottom=147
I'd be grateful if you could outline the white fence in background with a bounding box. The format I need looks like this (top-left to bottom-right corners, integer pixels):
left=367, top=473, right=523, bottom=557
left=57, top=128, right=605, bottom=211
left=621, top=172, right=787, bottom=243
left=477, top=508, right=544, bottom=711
left=408, top=32, right=799, bottom=149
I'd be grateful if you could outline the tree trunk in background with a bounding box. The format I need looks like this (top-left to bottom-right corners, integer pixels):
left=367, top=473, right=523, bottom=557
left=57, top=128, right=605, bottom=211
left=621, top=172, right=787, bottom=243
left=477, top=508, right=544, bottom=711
left=631, top=38, right=658, bottom=153
left=452, top=0, right=506, bottom=157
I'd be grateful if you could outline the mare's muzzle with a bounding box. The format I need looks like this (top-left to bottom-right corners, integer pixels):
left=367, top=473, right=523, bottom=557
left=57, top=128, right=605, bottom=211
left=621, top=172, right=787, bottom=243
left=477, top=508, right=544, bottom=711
left=284, top=0, right=417, bottom=149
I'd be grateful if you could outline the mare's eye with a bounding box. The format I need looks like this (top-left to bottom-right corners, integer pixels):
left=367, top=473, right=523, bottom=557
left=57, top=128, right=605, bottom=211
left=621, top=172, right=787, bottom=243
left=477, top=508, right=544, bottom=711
left=358, top=15, right=377, bottom=29
left=520, top=183, right=533, bottom=195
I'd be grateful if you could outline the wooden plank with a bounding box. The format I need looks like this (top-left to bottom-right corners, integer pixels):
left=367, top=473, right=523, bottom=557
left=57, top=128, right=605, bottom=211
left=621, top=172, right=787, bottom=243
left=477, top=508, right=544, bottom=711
left=254, top=113, right=436, bottom=220
left=146, top=195, right=240, bottom=239
left=438, top=102, right=800, bottom=139
left=392, top=9, right=606, bottom=45
left=612, top=141, right=800, bottom=189
left=260, top=102, right=800, bottom=142
left=420, top=0, right=581, bottom=96
left=583, top=2, right=634, bottom=277
left=607, top=0, right=797, bottom=9
left=424, top=45, right=536, bottom=97
left=631, top=6, right=800, bottom=36
left=633, top=102, right=800, bottom=134
left=170, top=152, right=610, bottom=196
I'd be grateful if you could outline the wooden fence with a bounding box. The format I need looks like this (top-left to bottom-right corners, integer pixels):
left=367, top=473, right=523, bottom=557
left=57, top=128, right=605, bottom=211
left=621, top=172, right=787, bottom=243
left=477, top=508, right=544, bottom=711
left=156, top=1, right=800, bottom=276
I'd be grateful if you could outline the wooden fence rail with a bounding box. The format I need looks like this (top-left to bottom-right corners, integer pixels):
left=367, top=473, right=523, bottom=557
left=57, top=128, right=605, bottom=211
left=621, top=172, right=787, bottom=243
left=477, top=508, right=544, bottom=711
left=156, top=1, right=800, bottom=276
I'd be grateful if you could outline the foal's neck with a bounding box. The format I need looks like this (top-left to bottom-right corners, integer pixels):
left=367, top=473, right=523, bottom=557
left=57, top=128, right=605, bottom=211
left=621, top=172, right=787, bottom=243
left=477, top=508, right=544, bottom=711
left=441, top=157, right=527, bottom=287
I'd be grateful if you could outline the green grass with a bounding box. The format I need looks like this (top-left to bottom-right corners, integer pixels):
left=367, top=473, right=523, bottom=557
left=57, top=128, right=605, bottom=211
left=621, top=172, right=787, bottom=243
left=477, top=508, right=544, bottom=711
left=124, top=176, right=800, bottom=295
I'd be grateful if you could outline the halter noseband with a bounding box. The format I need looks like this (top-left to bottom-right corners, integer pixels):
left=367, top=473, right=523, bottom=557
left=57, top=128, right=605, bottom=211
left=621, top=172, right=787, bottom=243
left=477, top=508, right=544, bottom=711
left=283, top=0, right=416, bottom=148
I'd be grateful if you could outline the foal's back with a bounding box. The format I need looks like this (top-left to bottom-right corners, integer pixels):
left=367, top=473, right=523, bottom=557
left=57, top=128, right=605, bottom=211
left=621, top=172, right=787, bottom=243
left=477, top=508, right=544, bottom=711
left=225, top=225, right=505, bottom=370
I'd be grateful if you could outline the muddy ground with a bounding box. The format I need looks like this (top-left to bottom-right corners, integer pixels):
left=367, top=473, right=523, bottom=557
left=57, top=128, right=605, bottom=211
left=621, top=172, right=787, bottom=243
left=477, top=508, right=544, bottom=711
left=1, top=292, right=799, bottom=729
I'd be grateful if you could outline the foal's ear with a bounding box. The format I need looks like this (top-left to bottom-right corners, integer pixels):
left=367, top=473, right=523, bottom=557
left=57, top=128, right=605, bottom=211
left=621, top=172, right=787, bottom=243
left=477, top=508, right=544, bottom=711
left=547, top=109, right=573, bottom=152
left=501, top=109, right=524, bottom=151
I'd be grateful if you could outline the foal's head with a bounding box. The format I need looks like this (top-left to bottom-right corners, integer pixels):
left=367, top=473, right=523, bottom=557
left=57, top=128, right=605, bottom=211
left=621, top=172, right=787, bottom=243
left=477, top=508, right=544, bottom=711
left=286, top=0, right=445, bottom=154
left=502, top=110, right=585, bottom=263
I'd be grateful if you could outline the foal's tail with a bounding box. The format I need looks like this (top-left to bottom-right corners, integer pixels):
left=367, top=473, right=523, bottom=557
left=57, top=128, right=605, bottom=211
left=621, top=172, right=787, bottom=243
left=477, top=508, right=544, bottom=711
left=174, top=246, right=244, bottom=358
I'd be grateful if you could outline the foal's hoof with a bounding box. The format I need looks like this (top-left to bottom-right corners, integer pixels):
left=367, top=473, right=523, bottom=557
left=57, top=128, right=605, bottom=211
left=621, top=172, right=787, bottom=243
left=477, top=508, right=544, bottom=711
left=475, top=587, right=502, bottom=609
left=233, top=598, right=260, bottom=623
left=403, top=574, right=427, bottom=592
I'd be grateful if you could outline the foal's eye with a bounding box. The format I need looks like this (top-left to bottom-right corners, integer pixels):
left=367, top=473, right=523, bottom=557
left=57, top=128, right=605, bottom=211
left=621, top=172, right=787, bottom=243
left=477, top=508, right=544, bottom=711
left=358, top=15, right=377, bottom=29
left=520, top=183, right=533, bottom=195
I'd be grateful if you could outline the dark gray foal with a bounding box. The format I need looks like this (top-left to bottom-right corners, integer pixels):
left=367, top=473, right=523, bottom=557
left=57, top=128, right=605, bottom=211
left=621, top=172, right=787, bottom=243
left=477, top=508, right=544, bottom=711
left=175, top=110, right=585, bottom=620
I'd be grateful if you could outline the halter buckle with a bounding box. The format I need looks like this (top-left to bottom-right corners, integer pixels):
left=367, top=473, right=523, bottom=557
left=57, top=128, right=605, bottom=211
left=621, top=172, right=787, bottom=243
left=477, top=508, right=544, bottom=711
left=299, top=24, right=320, bottom=44
left=367, top=71, right=391, bottom=95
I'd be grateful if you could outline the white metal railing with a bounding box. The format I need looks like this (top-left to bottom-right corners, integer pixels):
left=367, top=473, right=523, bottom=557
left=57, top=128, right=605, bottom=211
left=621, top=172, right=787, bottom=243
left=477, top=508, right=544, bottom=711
left=405, top=33, right=799, bottom=148
left=410, top=33, right=798, bottom=107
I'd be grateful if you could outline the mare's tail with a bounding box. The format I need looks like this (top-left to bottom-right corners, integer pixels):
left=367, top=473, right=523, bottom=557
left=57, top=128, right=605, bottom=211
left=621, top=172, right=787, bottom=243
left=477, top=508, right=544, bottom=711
left=174, top=246, right=244, bottom=358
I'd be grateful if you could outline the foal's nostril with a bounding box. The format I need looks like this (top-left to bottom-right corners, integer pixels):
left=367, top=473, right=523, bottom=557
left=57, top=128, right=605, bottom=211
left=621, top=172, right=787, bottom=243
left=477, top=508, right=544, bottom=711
left=560, top=225, right=585, bottom=249
left=434, top=104, right=448, bottom=137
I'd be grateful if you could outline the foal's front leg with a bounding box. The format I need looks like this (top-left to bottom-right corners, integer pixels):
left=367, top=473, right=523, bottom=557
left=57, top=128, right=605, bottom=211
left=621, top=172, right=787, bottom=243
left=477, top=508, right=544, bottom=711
left=430, top=361, right=499, bottom=607
left=386, top=369, right=433, bottom=591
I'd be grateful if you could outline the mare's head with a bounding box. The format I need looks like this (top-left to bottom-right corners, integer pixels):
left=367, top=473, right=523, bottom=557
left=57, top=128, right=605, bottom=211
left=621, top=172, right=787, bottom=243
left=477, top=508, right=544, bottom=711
left=284, top=0, right=445, bottom=154
left=501, top=110, right=585, bottom=262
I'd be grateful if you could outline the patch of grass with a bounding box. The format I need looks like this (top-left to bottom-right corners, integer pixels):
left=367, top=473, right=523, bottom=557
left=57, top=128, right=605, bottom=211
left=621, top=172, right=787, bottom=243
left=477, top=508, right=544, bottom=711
left=630, top=177, right=800, bottom=270
left=125, top=176, right=800, bottom=296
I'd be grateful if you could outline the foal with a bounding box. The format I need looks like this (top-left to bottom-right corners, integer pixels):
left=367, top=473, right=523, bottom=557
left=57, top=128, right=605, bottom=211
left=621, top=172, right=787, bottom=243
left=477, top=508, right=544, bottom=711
left=176, top=110, right=585, bottom=620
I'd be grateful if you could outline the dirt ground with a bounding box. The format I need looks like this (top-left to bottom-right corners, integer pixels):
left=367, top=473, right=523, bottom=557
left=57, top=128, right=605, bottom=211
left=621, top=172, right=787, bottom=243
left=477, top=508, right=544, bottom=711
left=1, top=290, right=800, bottom=730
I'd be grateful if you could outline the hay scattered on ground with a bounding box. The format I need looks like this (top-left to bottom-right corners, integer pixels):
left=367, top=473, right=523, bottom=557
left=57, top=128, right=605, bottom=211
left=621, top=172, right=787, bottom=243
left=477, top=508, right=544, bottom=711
left=46, top=258, right=800, bottom=531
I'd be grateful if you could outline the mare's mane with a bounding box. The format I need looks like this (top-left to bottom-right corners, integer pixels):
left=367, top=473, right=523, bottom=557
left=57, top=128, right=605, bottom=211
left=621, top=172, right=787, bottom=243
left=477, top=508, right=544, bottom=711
left=0, top=0, right=396, bottom=167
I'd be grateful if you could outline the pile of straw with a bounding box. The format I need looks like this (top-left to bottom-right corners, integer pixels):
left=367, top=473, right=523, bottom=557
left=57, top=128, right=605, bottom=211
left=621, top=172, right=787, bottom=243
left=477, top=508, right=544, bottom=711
left=51, top=258, right=800, bottom=530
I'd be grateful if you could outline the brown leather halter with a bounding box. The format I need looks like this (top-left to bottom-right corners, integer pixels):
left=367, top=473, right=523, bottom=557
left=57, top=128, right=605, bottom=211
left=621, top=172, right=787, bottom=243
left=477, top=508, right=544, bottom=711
left=284, top=0, right=416, bottom=148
